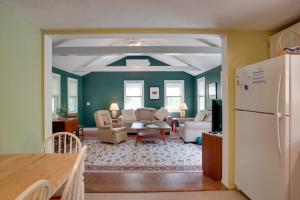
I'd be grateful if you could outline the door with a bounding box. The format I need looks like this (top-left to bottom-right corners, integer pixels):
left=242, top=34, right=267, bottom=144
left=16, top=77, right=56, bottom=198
left=235, top=110, right=288, bottom=200
left=235, top=56, right=289, bottom=115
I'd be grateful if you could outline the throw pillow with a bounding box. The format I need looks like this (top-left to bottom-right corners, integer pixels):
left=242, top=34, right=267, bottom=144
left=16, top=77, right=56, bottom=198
left=154, top=107, right=169, bottom=121
left=195, top=112, right=206, bottom=121
left=121, top=109, right=137, bottom=122
left=204, top=111, right=212, bottom=122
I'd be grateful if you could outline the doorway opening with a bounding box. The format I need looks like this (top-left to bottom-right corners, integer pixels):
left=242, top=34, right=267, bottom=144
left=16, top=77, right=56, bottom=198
left=44, top=33, right=229, bottom=191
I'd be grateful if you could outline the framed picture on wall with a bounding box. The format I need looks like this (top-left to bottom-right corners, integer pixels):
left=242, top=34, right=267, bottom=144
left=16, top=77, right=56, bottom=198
left=149, top=86, right=160, bottom=100
left=209, top=82, right=217, bottom=99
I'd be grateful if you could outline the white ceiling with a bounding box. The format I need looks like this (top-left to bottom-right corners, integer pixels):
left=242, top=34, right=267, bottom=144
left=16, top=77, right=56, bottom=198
left=1, top=0, right=300, bottom=30
left=52, top=35, right=222, bottom=76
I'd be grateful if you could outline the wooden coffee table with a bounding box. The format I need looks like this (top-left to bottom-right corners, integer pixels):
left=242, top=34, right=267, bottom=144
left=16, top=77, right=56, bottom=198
left=131, top=122, right=171, bottom=145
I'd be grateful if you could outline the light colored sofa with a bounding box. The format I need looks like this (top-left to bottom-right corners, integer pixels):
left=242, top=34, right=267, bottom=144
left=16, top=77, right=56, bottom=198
left=94, top=110, right=128, bottom=144
left=179, top=112, right=212, bottom=142
left=117, top=107, right=172, bottom=133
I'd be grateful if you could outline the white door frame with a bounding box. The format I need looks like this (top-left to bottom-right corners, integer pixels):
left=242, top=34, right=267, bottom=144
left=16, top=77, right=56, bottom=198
left=43, top=33, right=230, bottom=187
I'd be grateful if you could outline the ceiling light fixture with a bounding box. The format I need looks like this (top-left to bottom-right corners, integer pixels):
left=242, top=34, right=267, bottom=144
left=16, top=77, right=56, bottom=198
left=128, top=39, right=142, bottom=47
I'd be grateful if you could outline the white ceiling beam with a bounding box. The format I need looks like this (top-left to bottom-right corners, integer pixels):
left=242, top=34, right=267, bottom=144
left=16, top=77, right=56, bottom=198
left=74, top=66, right=200, bottom=72
left=53, top=46, right=221, bottom=56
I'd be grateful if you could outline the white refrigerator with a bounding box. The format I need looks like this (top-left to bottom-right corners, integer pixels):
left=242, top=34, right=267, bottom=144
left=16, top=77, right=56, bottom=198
left=235, top=55, right=300, bottom=200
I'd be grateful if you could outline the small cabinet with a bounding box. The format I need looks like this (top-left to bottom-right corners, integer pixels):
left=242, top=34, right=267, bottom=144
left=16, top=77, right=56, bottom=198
left=202, top=132, right=222, bottom=181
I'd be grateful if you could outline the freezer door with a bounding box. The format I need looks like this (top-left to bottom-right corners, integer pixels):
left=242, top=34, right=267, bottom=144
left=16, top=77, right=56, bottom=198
left=235, top=110, right=289, bottom=200
left=235, top=56, right=289, bottom=115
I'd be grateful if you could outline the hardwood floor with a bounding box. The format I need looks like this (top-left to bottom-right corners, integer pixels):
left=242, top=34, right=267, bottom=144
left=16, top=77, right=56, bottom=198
left=86, top=191, right=247, bottom=200
left=83, top=128, right=226, bottom=193
left=84, top=172, right=226, bottom=193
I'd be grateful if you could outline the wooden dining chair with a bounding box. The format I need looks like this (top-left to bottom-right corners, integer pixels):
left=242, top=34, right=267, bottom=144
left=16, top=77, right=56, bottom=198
left=41, top=132, right=82, bottom=154
left=15, top=179, right=52, bottom=200
left=61, top=145, right=87, bottom=200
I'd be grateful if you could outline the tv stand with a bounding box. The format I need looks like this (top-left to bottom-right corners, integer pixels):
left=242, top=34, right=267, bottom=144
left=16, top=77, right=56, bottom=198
left=202, top=132, right=222, bottom=181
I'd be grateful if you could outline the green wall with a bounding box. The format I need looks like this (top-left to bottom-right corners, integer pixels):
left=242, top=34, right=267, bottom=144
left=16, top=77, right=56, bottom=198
left=82, top=72, right=195, bottom=127
left=0, top=4, right=42, bottom=153
left=194, top=66, right=222, bottom=112
left=52, top=67, right=84, bottom=124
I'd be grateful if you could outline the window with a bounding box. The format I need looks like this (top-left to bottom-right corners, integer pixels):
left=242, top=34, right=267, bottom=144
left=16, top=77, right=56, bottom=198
left=164, top=80, right=184, bottom=112
left=124, top=80, right=144, bottom=109
left=51, top=73, right=61, bottom=114
left=68, top=78, right=78, bottom=113
left=197, top=77, right=205, bottom=111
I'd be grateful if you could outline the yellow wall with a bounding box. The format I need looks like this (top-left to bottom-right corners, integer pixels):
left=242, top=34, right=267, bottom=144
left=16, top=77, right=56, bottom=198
left=44, top=29, right=273, bottom=188
left=0, top=4, right=42, bottom=153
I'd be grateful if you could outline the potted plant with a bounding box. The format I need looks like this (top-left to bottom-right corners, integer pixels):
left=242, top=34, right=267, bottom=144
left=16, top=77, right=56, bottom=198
left=56, top=105, right=66, bottom=119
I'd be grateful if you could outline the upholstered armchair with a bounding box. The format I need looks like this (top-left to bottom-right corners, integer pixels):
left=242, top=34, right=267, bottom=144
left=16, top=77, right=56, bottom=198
left=94, top=110, right=127, bottom=144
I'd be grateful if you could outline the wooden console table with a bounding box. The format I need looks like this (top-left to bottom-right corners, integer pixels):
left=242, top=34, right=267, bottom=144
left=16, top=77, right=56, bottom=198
left=52, top=118, right=79, bottom=134
left=202, top=132, right=222, bottom=181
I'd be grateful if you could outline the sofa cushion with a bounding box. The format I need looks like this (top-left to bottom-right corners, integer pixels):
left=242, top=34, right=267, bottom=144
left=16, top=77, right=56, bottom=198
left=121, top=109, right=137, bottom=122
left=195, top=112, right=206, bottom=121
left=136, top=108, right=155, bottom=121
left=154, top=107, right=169, bottom=121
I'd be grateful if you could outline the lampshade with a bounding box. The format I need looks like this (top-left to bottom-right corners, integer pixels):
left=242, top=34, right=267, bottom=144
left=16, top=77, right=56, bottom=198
left=109, top=103, right=120, bottom=111
left=179, top=102, right=188, bottom=111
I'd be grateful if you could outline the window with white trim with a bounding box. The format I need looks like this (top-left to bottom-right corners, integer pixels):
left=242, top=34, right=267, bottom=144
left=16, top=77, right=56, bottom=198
left=164, top=80, right=184, bottom=112
left=124, top=80, right=144, bottom=109
left=68, top=78, right=78, bottom=113
left=51, top=73, right=61, bottom=114
left=197, top=77, right=205, bottom=111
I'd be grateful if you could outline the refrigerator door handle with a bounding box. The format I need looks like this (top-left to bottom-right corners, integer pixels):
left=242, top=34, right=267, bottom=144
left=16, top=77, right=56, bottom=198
left=276, top=71, right=283, bottom=164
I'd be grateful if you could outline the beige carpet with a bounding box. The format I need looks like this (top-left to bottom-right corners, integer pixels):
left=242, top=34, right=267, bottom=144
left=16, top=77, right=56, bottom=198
left=85, top=191, right=247, bottom=200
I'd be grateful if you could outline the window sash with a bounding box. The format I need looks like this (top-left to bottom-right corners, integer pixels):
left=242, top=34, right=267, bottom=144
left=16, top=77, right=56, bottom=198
left=164, top=80, right=184, bottom=112
left=124, top=81, right=144, bottom=109
left=52, top=95, right=60, bottom=114
left=197, top=77, right=206, bottom=112
left=68, top=78, right=78, bottom=113
left=124, top=97, right=143, bottom=110
left=198, top=96, right=205, bottom=111
left=52, top=73, right=60, bottom=114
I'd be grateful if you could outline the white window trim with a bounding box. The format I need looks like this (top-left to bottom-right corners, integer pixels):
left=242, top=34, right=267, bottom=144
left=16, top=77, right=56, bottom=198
left=67, top=77, right=78, bottom=114
left=124, top=80, right=144, bottom=109
left=197, top=77, right=206, bottom=112
left=52, top=73, right=61, bottom=113
left=164, top=80, right=184, bottom=112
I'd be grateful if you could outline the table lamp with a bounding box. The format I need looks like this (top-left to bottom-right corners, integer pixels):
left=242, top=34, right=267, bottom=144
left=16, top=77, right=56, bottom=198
left=179, top=102, right=188, bottom=118
left=109, top=103, right=120, bottom=119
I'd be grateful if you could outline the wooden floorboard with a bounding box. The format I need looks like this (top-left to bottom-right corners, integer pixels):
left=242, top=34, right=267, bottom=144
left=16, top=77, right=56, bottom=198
left=84, top=172, right=227, bottom=193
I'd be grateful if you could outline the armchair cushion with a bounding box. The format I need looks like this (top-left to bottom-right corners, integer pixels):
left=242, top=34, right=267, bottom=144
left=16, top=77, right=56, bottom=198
left=112, top=127, right=127, bottom=134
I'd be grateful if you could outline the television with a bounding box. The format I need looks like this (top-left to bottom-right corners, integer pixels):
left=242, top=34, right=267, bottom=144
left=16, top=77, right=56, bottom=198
left=212, top=99, right=222, bottom=133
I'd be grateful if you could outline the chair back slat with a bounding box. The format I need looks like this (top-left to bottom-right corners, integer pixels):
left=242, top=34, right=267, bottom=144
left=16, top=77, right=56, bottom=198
left=16, top=179, right=51, bottom=200
left=41, top=132, right=81, bottom=154
left=62, top=145, right=87, bottom=200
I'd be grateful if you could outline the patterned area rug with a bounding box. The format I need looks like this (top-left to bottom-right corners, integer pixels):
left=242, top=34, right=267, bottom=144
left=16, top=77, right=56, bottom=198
left=83, top=139, right=202, bottom=172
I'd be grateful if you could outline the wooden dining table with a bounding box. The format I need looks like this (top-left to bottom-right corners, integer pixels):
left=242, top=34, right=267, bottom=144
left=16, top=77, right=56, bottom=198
left=0, top=153, right=77, bottom=200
